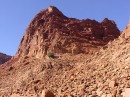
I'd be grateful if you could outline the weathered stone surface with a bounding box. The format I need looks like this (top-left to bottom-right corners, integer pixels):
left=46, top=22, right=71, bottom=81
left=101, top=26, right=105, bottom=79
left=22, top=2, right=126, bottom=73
left=41, top=90, right=55, bottom=97
left=109, top=81, right=116, bottom=88
left=0, top=52, right=11, bottom=64
left=121, top=21, right=130, bottom=38
left=16, top=6, right=120, bottom=58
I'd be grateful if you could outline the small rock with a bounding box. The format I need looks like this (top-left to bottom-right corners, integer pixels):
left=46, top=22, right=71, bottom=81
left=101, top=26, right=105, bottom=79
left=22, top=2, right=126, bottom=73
left=109, top=81, right=117, bottom=88
left=96, top=89, right=103, bottom=96
left=111, top=89, right=117, bottom=97
left=41, top=90, right=55, bottom=97
left=117, top=89, right=122, bottom=94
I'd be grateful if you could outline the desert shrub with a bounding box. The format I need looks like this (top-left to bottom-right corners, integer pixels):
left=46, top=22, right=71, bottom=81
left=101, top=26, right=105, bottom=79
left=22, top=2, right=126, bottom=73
left=47, top=51, right=54, bottom=58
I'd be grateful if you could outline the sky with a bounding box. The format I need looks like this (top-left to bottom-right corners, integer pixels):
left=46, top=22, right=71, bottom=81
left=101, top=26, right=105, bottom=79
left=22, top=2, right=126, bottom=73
left=0, top=0, right=130, bottom=56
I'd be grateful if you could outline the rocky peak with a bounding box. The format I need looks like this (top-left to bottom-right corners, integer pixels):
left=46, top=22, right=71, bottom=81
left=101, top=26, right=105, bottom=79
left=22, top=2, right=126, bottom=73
left=101, top=18, right=120, bottom=38
left=121, top=20, right=130, bottom=38
left=101, top=18, right=115, bottom=24
left=48, top=6, right=56, bottom=12
left=0, top=52, right=11, bottom=64
left=16, top=6, right=120, bottom=58
left=48, top=6, right=62, bottom=14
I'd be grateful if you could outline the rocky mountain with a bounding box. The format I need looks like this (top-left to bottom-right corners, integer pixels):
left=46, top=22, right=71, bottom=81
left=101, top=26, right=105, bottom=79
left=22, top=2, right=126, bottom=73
left=16, top=6, right=120, bottom=59
left=1, top=6, right=130, bottom=97
left=0, top=52, right=11, bottom=64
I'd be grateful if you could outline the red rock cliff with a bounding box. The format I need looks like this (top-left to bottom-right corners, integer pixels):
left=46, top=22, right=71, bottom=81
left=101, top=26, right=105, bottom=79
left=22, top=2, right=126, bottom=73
left=16, top=6, right=120, bottom=58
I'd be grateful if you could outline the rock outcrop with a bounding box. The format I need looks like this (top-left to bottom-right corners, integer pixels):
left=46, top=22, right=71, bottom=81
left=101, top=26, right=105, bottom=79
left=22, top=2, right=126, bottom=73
left=16, top=6, right=120, bottom=58
left=121, top=21, right=130, bottom=38
left=0, top=52, right=11, bottom=64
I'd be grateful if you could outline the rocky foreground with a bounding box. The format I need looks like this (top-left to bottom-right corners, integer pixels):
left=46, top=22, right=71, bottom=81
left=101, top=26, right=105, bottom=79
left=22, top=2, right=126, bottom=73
left=1, top=6, right=130, bottom=97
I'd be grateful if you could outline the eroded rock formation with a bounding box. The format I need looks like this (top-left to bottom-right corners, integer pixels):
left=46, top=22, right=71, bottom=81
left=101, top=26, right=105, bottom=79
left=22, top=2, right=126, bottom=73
left=16, top=6, right=120, bottom=58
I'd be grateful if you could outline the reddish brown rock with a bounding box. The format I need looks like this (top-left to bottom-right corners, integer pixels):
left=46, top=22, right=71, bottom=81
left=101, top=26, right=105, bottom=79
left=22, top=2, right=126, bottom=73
left=41, top=90, right=55, bottom=97
left=16, top=6, right=120, bottom=58
left=0, top=52, right=11, bottom=64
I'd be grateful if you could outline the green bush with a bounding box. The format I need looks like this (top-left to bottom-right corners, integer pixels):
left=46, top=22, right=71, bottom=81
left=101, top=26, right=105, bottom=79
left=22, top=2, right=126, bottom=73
left=47, top=51, right=54, bottom=58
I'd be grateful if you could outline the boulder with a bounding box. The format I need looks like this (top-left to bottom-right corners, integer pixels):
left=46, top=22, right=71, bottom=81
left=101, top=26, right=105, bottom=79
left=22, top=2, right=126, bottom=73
left=41, top=90, right=55, bottom=97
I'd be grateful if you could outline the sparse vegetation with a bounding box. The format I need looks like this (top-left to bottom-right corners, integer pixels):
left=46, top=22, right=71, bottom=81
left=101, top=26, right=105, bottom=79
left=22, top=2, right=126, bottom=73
left=47, top=51, right=55, bottom=58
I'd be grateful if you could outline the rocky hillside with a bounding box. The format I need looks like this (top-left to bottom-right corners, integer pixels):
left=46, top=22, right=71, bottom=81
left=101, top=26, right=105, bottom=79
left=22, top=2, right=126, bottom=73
left=16, top=6, right=120, bottom=59
left=1, top=36, right=130, bottom=97
left=1, top=6, right=129, bottom=97
left=0, top=52, right=11, bottom=64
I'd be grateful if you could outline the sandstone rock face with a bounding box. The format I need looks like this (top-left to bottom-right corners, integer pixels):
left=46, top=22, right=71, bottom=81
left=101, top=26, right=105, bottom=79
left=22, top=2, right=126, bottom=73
left=0, top=52, right=11, bottom=64
left=121, top=21, right=130, bottom=38
left=16, top=6, right=120, bottom=58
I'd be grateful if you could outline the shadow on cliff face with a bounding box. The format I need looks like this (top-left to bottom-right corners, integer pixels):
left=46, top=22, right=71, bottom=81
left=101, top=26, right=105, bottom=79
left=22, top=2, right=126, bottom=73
left=0, top=52, right=11, bottom=65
